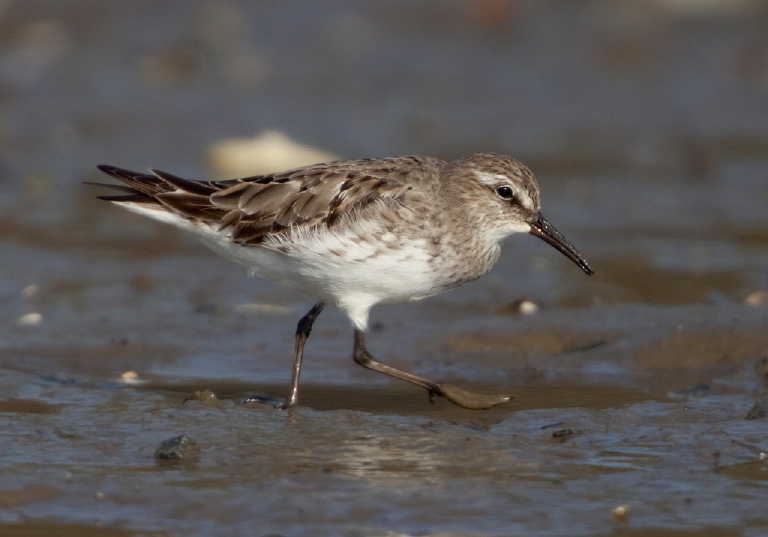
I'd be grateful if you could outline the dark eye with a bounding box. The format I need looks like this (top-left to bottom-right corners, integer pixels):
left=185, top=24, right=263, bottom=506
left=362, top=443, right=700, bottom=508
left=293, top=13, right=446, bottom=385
left=495, top=186, right=514, bottom=200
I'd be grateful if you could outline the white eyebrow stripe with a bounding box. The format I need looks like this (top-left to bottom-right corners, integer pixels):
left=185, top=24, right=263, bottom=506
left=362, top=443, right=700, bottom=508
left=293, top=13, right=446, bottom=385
left=474, top=171, right=534, bottom=210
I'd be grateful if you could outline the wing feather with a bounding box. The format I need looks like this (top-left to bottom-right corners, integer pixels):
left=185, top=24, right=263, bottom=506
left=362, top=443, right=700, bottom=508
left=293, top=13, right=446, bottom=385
left=95, top=156, right=446, bottom=245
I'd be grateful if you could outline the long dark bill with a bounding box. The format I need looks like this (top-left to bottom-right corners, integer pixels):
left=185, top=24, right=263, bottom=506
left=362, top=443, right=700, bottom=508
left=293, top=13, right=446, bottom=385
left=529, top=213, right=594, bottom=275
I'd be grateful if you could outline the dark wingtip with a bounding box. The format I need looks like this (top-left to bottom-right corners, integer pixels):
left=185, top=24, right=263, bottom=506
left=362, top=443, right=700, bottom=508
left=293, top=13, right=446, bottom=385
left=149, top=168, right=217, bottom=196
left=96, top=164, right=125, bottom=176
left=96, top=164, right=139, bottom=178
left=89, top=163, right=171, bottom=199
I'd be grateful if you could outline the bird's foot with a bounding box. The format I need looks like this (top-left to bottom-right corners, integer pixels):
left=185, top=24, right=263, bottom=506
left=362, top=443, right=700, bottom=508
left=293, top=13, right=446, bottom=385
left=432, top=384, right=513, bottom=410
left=273, top=399, right=296, bottom=410
left=242, top=394, right=293, bottom=409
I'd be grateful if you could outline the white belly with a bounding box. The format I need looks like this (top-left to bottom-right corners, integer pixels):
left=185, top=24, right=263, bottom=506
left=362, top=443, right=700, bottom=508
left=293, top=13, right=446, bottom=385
left=115, top=202, right=445, bottom=330
left=210, top=225, right=441, bottom=325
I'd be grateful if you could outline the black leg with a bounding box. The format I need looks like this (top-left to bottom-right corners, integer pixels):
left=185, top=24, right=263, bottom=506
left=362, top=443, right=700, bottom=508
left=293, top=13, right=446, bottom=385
left=352, top=329, right=512, bottom=410
left=275, top=301, right=325, bottom=409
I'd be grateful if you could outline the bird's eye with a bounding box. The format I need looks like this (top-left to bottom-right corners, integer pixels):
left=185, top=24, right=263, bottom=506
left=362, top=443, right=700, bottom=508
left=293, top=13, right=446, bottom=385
left=495, top=186, right=514, bottom=200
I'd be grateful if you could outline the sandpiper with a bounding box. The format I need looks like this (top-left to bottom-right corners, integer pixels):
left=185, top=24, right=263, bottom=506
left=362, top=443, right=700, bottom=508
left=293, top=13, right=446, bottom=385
left=93, top=152, right=593, bottom=410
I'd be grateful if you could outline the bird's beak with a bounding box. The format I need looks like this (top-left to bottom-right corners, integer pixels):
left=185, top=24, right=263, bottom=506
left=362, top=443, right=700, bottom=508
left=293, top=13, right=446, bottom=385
left=529, top=213, right=594, bottom=275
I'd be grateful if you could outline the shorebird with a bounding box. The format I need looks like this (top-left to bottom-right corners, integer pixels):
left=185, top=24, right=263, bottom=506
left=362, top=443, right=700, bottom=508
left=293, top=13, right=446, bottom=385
left=93, top=152, right=593, bottom=410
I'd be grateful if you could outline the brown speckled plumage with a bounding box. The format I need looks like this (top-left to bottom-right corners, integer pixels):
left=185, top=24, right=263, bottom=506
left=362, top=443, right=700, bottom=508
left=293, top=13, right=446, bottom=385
left=97, top=156, right=445, bottom=246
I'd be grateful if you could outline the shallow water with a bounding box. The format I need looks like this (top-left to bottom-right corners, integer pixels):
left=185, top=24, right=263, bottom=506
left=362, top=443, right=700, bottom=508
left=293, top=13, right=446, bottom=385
left=1, top=1, right=768, bottom=536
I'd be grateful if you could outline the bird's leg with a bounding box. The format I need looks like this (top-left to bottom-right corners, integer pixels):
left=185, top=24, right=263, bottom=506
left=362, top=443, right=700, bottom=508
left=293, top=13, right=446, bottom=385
left=275, top=301, right=325, bottom=410
left=352, top=329, right=512, bottom=410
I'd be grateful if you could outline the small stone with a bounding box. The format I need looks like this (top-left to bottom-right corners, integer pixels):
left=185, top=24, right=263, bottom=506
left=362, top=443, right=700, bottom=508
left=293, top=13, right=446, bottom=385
left=745, top=290, right=768, bottom=307
left=612, top=504, right=630, bottom=521
left=16, top=313, right=43, bottom=327
left=119, top=371, right=141, bottom=384
left=668, top=383, right=710, bottom=399
left=745, top=399, right=768, bottom=420
left=208, top=130, right=338, bottom=179
left=496, top=298, right=539, bottom=315
left=185, top=390, right=219, bottom=406
left=155, top=435, right=200, bottom=463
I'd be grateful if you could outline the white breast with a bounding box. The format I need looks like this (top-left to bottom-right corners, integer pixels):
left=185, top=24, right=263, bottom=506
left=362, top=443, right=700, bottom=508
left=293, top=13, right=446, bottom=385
left=113, top=201, right=443, bottom=330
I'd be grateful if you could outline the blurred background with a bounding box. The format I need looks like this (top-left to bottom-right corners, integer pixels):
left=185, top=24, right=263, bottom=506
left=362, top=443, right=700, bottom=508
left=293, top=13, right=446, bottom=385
left=2, top=0, right=768, bottom=312
left=1, top=1, right=768, bottom=535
